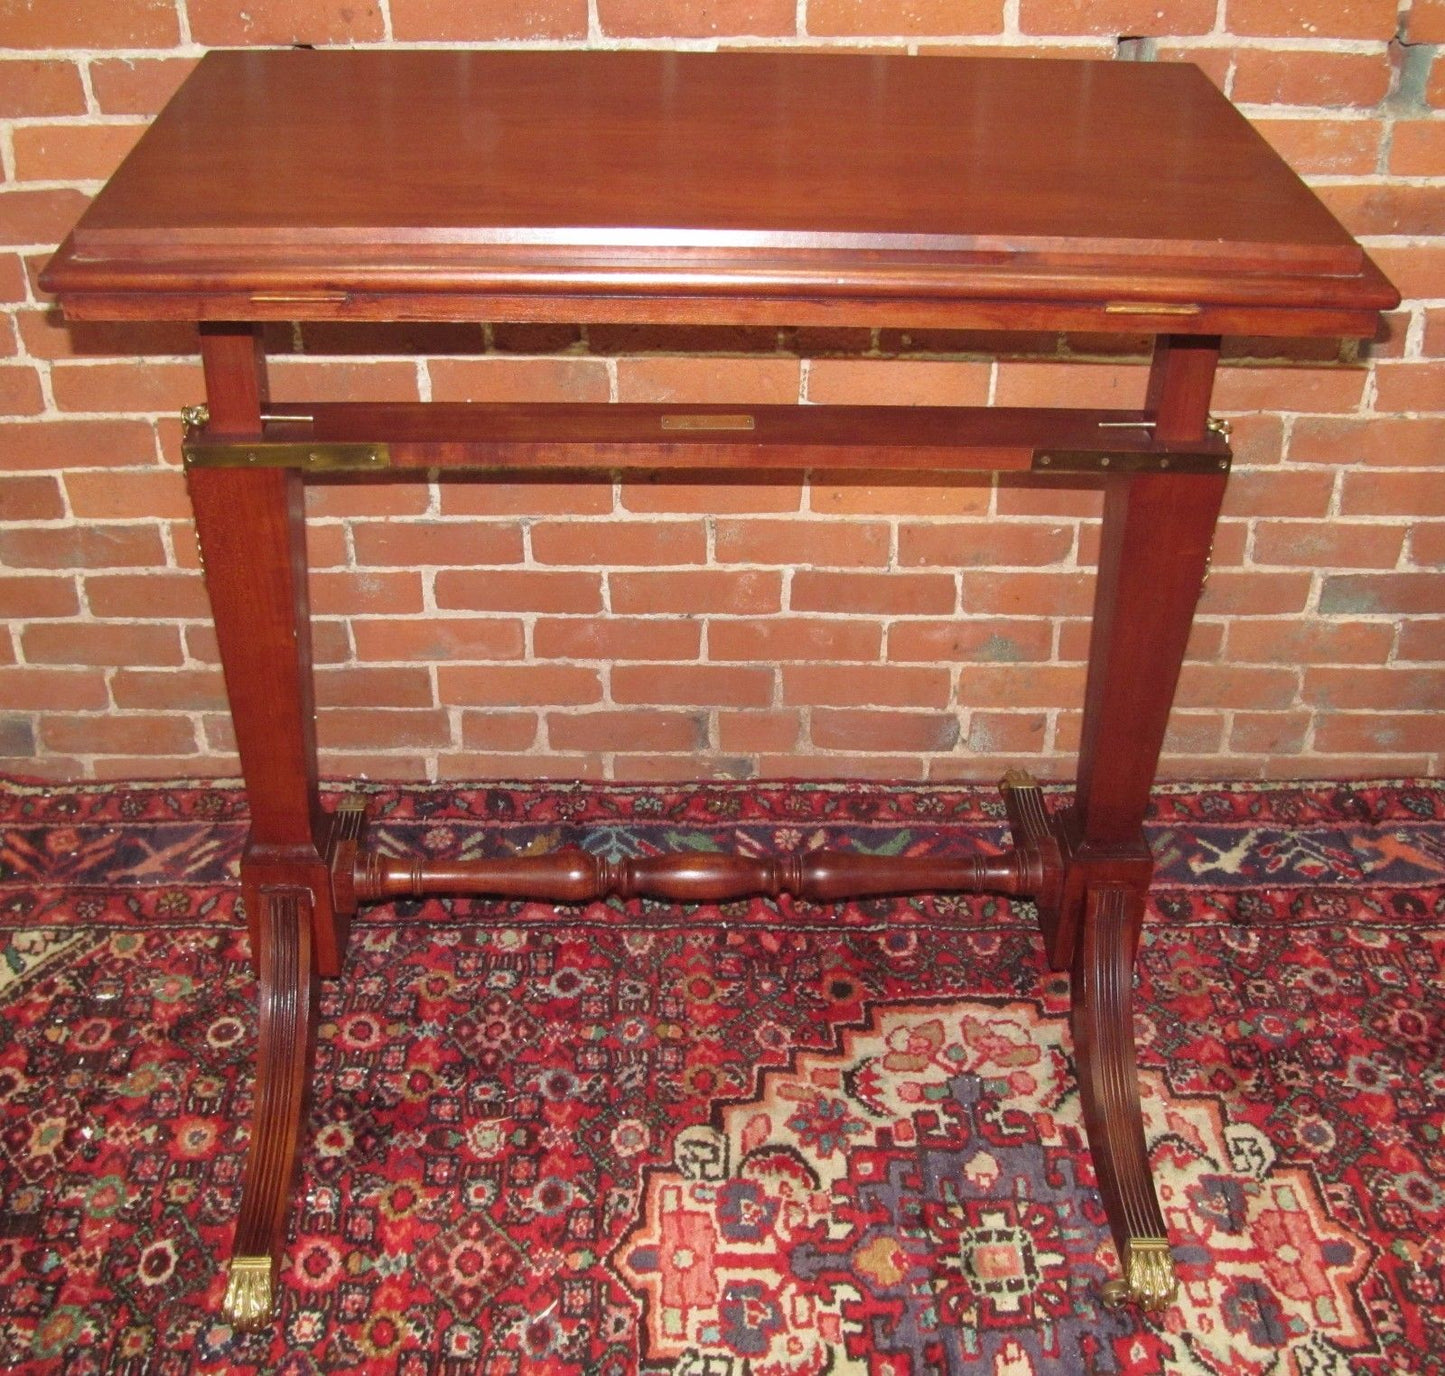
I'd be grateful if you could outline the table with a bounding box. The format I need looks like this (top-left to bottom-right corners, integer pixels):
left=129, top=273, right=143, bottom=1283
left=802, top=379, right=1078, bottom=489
left=40, top=49, right=1396, bottom=1333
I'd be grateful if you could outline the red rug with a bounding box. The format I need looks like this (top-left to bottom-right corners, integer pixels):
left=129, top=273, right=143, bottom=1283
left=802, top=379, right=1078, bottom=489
left=0, top=777, right=1442, bottom=1374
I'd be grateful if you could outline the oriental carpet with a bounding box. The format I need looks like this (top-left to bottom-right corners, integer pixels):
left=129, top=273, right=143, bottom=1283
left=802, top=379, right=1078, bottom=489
left=0, top=777, right=1441, bottom=1375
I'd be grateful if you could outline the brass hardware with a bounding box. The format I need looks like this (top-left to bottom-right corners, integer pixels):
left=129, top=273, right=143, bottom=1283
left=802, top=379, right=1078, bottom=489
left=660, top=414, right=756, bottom=431
left=181, top=403, right=210, bottom=432
left=260, top=411, right=317, bottom=425
left=250, top=291, right=349, bottom=304
left=1097, top=420, right=1154, bottom=430
left=1206, top=416, right=1233, bottom=440
left=223, top=1255, right=274, bottom=1331
left=1032, top=448, right=1230, bottom=475
left=182, top=440, right=391, bottom=472
left=1104, top=302, right=1203, bottom=316
left=1100, top=1237, right=1177, bottom=1312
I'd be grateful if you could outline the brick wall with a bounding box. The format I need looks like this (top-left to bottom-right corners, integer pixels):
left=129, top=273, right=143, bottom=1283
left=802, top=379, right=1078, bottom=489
left=1, top=1, right=1441, bottom=784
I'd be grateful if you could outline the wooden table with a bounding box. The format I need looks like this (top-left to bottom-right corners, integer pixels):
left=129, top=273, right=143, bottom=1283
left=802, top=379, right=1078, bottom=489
left=41, top=49, right=1396, bottom=1334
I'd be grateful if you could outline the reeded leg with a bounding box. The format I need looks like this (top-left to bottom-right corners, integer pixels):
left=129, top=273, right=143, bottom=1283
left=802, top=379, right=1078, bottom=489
left=223, top=885, right=318, bottom=1330
left=1073, top=884, right=1177, bottom=1311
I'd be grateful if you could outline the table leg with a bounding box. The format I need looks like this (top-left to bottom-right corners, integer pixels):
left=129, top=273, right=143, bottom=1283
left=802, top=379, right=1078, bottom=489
left=188, top=324, right=336, bottom=1328
left=1054, top=335, right=1226, bottom=1308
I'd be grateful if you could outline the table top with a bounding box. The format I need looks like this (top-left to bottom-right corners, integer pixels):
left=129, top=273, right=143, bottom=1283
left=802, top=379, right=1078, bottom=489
left=42, top=49, right=1396, bottom=331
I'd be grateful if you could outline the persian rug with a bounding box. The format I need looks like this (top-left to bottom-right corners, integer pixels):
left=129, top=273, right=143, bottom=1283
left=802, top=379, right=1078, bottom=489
left=0, top=776, right=1442, bottom=1376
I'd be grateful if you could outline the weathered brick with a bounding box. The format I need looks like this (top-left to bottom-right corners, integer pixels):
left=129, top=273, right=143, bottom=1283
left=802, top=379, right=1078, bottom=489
left=548, top=709, right=707, bottom=752
left=1390, top=120, right=1445, bottom=177
left=1319, top=574, right=1445, bottom=616
left=1251, top=117, right=1383, bottom=176
left=791, top=571, right=957, bottom=616
left=1226, top=620, right=1394, bottom=664
left=41, top=713, right=197, bottom=757
left=1288, top=417, right=1445, bottom=467
left=66, top=469, right=190, bottom=519
left=352, top=521, right=523, bottom=567
left=612, top=570, right=782, bottom=616
left=86, top=572, right=210, bottom=619
left=782, top=664, right=951, bottom=708
left=1311, top=712, right=1445, bottom=755
left=1225, top=0, right=1398, bottom=39
left=533, top=618, right=700, bottom=661
left=615, top=357, right=801, bottom=403
left=1196, top=572, right=1312, bottom=616
left=612, top=664, right=774, bottom=707
left=804, top=359, right=991, bottom=405
left=960, top=571, right=1093, bottom=617
left=1410, top=523, right=1445, bottom=567
left=0, top=475, right=64, bottom=522
left=597, top=0, right=796, bottom=36
left=0, top=365, right=44, bottom=416
left=717, top=710, right=803, bottom=753
left=714, top=519, right=890, bottom=567
left=89, top=57, right=198, bottom=115
left=0, top=189, right=92, bottom=248
left=438, top=664, right=603, bottom=707
left=314, top=667, right=434, bottom=709
left=708, top=618, right=881, bottom=662
left=458, top=712, right=540, bottom=751
left=1251, top=521, right=1405, bottom=569
left=1319, top=183, right=1445, bottom=238
left=1229, top=710, right=1311, bottom=755
left=317, top=708, right=453, bottom=751
left=0, top=59, right=86, bottom=117
left=0, top=667, right=108, bottom=711
left=1304, top=667, right=1445, bottom=711
left=0, top=0, right=180, bottom=47
left=12, top=124, right=146, bottom=184
left=23, top=623, right=183, bottom=667
left=1231, top=50, right=1392, bottom=108
left=111, top=669, right=228, bottom=711
left=351, top=618, right=525, bottom=662
left=0, top=574, right=78, bottom=619
left=888, top=619, right=1054, bottom=663
left=966, top=711, right=1047, bottom=755
left=187, top=0, right=384, bottom=44
left=1340, top=471, right=1445, bottom=517
left=309, top=571, right=425, bottom=616
left=435, top=570, right=603, bottom=614
left=428, top=357, right=610, bottom=403
left=0, top=525, right=165, bottom=569
left=808, top=477, right=991, bottom=517
left=809, top=709, right=959, bottom=753
left=900, top=523, right=1073, bottom=568
left=1019, top=0, right=1213, bottom=32
left=392, top=0, right=586, bottom=37
left=1371, top=363, right=1445, bottom=413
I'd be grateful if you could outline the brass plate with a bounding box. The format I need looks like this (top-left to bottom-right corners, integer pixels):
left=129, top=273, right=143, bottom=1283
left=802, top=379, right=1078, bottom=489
left=1032, top=448, right=1230, bottom=474
left=182, top=440, right=390, bottom=471
left=660, top=414, right=756, bottom=431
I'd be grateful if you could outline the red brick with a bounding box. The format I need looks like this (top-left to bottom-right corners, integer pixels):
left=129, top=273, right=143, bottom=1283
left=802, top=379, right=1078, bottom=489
left=888, top=619, right=1053, bottom=663
left=612, top=664, right=774, bottom=707
left=957, top=664, right=1086, bottom=708
left=66, top=469, right=191, bottom=519
left=0, top=189, right=91, bottom=248
left=435, top=570, right=603, bottom=613
left=810, top=709, right=959, bottom=753
left=428, top=358, right=609, bottom=402
left=1431, top=50, right=1445, bottom=110
left=23, top=622, right=183, bottom=667
left=89, top=57, right=198, bottom=115
left=791, top=571, right=957, bottom=616
left=0, top=0, right=180, bottom=47
left=437, top=752, right=603, bottom=781
left=1407, top=0, right=1445, bottom=40
left=1290, top=417, right=1445, bottom=467
left=620, top=480, right=802, bottom=515
left=995, top=477, right=1102, bottom=518
left=768, top=752, right=927, bottom=780
left=0, top=667, right=108, bottom=710
left=1231, top=50, right=1392, bottom=108
left=708, top=618, right=881, bottom=662
left=1212, top=365, right=1367, bottom=413
left=548, top=710, right=707, bottom=752
left=1174, top=664, right=1298, bottom=710
left=440, top=479, right=613, bottom=518
left=1225, top=0, right=1397, bottom=38
left=351, top=618, right=525, bottom=662
left=111, top=668, right=227, bottom=710
left=0, top=475, right=64, bottom=521
left=966, top=711, right=1047, bottom=754
left=532, top=520, right=707, bottom=566
left=1340, top=471, right=1445, bottom=517
left=612, top=570, right=782, bottom=615
left=267, top=359, right=420, bottom=402
left=317, top=708, right=452, bottom=751
left=1251, top=521, right=1405, bottom=569
left=1367, top=245, right=1445, bottom=302
left=1311, top=712, right=1445, bottom=755
left=13, top=124, right=146, bottom=184
left=438, top=664, right=603, bottom=706
left=615, top=357, right=801, bottom=404
left=1197, top=571, right=1312, bottom=615
left=1389, top=121, right=1445, bottom=177
left=1221, top=470, right=1334, bottom=519
left=0, top=574, right=77, bottom=619
left=50, top=361, right=203, bottom=415
left=589, top=324, right=779, bottom=354
left=2, top=420, right=155, bottom=472
left=1229, top=710, right=1310, bottom=754
left=309, top=571, right=424, bottom=616
left=1319, top=574, right=1445, bottom=616
left=305, top=483, right=431, bottom=519
left=782, top=664, right=951, bottom=707
left=392, top=0, right=586, bottom=38
left=319, top=752, right=429, bottom=781
left=312, top=667, right=432, bottom=709
left=1371, top=364, right=1445, bottom=413
left=717, top=710, right=802, bottom=752
left=808, top=477, right=991, bottom=517
left=0, top=525, right=165, bottom=569
left=1396, top=621, right=1445, bottom=662
left=992, top=361, right=1148, bottom=409
left=1251, top=117, right=1383, bottom=176
left=1410, top=524, right=1445, bottom=567
left=1159, top=712, right=1226, bottom=754
left=41, top=713, right=198, bottom=757
left=186, top=619, right=350, bottom=668
left=612, top=755, right=753, bottom=783
left=804, top=359, right=991, bottom=404
left=0, top=255, right=27, bottom=304
left=533, top=618, right=699, bottom=661
left=715, top=519, right=889, bottom=567
left=86, top=572, right=209, bottom=619
left=1318, top=183, right=1445, bottom=238
left=455, top=712, right=538, bottom=751
left=187, top=0, right=383, bottom=43
left=1304, top=667, right=1445, bottom=711
left=597, top=0, right=795, bottom=36
left=960, top=571, right=1093, bottom=617
left=0, top=366, right=43, bottom=416
left=352, top=521, right=523, bottom=567
left=0, top=59, right=85, bottom=117
left=1226, top=619, right=1394, bottom=664
left=900, top=522, right=1072, bottom=568
left=1019, top=0, right=1212, bottom=31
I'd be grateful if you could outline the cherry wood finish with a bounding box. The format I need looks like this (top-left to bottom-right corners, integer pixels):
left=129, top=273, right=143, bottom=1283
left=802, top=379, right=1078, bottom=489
left=39, top=49, right=1395, bottom=1334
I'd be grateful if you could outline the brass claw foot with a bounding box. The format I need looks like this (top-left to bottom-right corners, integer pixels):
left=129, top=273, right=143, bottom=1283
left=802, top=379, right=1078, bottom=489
left=223, top=1255, right=274, bottom=1332
left=1100, top=1237, right=1178, bottom=1312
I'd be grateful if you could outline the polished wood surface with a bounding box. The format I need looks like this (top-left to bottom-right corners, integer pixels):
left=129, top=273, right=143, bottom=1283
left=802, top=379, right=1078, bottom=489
left=42, top=51, right=1395, bottom=330
left=37, top=49, right=1397, bottom=1331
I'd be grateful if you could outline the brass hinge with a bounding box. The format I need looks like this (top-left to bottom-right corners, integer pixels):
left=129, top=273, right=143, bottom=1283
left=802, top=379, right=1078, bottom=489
left=1032, top=448, right=1230, bottom=474
left=182, top=439, right=391, bottom=472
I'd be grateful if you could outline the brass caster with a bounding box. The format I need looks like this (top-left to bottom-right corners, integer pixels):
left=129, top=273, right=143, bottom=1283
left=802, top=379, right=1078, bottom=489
left=222, top=1254, right=274, bottom=1332
left=1099, top=1237, right=1178, bottom=1313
